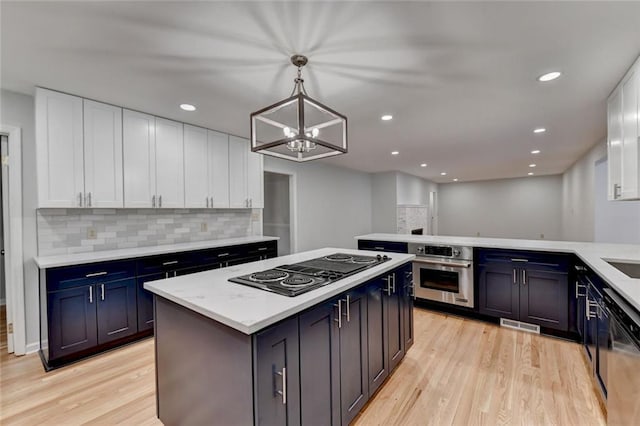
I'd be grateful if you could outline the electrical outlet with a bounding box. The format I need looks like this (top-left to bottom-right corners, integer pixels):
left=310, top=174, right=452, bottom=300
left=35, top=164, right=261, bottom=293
left=87, top=228, right=97, bottom=240
left=201, top=222, right=208, bottom=232
left=251, top=212, right=260, bottom=221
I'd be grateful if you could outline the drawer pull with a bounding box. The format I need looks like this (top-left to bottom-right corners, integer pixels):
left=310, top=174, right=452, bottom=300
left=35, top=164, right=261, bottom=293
left=218, top=252, right=230, bottom=257
left=85, top=271, right=107, bottom=278
left=162, top=260, right=178, bottom=266
left=510, top=258, right=528, bottom=263
left=258, top=247, right=268, bottom=251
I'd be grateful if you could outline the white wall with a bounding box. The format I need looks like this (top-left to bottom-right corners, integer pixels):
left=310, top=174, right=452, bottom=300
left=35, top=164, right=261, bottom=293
left=561, top=140, right=608, bottom=241
left=371, top=172, right=397, bottom=233
left=1, top=89, right=38, bottom=350
left=594, top=158, right=640, bottom=243
left=264, top=157, right=372, bottom=251
left=396, top=172, right=438, bottom=205
left=438, top=175, right=563, bottom=240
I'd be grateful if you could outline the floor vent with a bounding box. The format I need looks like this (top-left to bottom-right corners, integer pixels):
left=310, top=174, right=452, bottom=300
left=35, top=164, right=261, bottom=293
left=500, top=318, right=540, bottom=334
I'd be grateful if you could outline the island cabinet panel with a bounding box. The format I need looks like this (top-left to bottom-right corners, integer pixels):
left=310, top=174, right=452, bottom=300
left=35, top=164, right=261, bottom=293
left=478, top=263, right=520, bottom=320
left=400, top=264, right=415, bottom=351
left=155, top=297, right=254, bottom=426
left=299, top=303, right=340, bottom=426
left=254, top=317, right=301, bottom=426
left=519, top=270, right=569, bottom=331
left=386, top=271, right=405, bottom=372
left=366, top=278, right=390, bottom=396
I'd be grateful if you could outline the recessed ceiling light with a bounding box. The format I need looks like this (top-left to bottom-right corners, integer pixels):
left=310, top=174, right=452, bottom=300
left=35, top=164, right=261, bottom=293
left=533, top=128, right=546, bottom=134
left=529, top=164, right=537, bottom=168
left=381, top=114, right=393, bottom=121
left=528, top=172, right=534, bottom=176
left=180, top=103, right=196, bottom=111
left=391, top=151, right=399, bottom=155
left=453, top=178, right=459, bottom=182
left=537, top=71, right=562, bottom=82
left=440, top=172, right=447, bottom=176
left=420, top=163, right=427, bottom=167
left=531, top=149, right=541, bottom=154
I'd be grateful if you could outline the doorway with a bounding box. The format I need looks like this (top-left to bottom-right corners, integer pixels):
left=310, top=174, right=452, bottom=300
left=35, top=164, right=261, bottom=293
left=1, top=135, right=7, bottom=352
left=263, top=171, right=294, bottom=256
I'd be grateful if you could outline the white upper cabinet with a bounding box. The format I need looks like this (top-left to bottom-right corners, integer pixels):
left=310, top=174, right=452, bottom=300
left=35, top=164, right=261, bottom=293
left=184, top=124, right=209, bottom=208
left=208, top=130, right=230, bottom=208
left=36, top=88, right=84, bottom=207
left=247, top=149, right=264, bottom=209
left=229, top=136, right=248, bottom=208
left=155, top=118, right=184, bottom=208
left=83, top=100, right=123, bottom=208
left=608, top=56, right=640, bottom=201
left=123, top=109, right=156, bottom=208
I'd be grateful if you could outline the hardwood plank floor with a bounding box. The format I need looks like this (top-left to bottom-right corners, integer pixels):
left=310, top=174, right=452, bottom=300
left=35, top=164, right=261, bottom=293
left=0, top=307, right=605, bottom=425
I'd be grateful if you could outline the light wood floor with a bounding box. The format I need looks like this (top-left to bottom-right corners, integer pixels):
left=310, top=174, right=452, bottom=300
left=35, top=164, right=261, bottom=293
left=0, top=307, right=605, bottom=425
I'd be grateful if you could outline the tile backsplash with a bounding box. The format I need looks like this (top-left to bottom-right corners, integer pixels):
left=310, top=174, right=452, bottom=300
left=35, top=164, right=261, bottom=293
left=37, top=208, right=262, bottom=256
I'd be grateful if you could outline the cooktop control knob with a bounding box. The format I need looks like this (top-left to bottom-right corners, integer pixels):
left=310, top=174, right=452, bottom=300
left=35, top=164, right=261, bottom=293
left=417, top=247, right=424, bottom=253
left=453, top=248, right=461, bottom=257
left=376, top=254, right=382, bottom=260
left=382, top=255, right=389, bottom=260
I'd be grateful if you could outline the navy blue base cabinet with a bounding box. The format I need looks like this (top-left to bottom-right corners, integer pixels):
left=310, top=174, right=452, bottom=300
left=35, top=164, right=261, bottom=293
left=476, top=249, right=570, bottom=331
left=39, top=240, right=277, bottom=369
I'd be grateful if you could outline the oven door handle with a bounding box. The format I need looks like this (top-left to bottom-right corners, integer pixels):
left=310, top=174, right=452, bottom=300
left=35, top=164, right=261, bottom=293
left=413, top=258, right=471, bottom=268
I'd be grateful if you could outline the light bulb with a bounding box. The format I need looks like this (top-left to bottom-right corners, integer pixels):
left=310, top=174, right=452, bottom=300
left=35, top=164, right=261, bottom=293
left=312, top=128, right=319, bottom=138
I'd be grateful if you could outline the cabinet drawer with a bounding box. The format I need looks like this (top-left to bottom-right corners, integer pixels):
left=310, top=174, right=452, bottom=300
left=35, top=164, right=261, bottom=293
left=136, top=253, right=196, bottom=276
left=357, top=240, right=408, bottom=254
left=47, top=260, right=136, bottom=292
left=190, top=246, right=246, bottom=266
left=244, top=241, right=277, bottom=257
left=476, top=248, right=570, bottom=272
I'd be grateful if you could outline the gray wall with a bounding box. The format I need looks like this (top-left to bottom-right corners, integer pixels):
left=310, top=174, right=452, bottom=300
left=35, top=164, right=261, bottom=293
left=396, top=172, right=438, bottom=205
left=438, top=175, right=563, bottom=240
left=264, top=157, right=373, bottom=251
left=371, top=172, right=397, bottom=233
left=1, top=89, right=39, bottom=349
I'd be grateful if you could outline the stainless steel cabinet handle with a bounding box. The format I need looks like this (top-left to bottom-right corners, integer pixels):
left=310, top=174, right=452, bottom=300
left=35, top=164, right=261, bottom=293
left=258, top=247, right=268, bottom=251
left=85, top=271, right=107, bottom=278
left=392, top=273, right=396, bottom=293
left=88, top=192, right=92, bottom=207
left=586, top=298, right=597, bottom=320
left=206, top=197, right=209, bottom=208
left=162, top=260, right=178, bottom=266
left=165, top=272, right=169, bottom=279
left=574, top=265, right=587, bottom=272
left=511, top=258, right=529, bottom=263
left=575, top=281, right=586, bottom=297
left=152, top=195, right=156, bottom=207
left=100, top=283, right=105, bottom=301
left=613, top=184, right=621, bottom=199
left=374, top=246, right=385, bottom=250
left=410, top=285, right=415, bottom=297
left=89, top=286, right=93, bottom=303
left=513, top=268, right=517, bottom=284
left=218, top=252, right=230, bottom=257
left=345, top=295, right=351, bottom=322
left=522, top=269, right=527, bottom=286
left=383, top=276, right=391, bottom=295
left=211, top=197, right=214, bottom=207
left=275, top=367, right=287, bottom=405
left=334, top=301, right=342, bottom=328
left=78, top=192, right=83, bottom=207
left=159, top=195, right=162, bottom=207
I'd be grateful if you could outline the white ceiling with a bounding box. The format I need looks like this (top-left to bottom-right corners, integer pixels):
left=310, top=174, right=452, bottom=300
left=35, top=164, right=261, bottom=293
left=2, top=1, right=640, bottom=183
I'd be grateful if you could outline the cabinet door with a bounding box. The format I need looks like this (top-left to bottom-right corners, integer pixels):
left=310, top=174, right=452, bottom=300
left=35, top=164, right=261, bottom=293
left=123, top=109, right=156, bottom=207
left=621, top=67, right=639, bottom=199
left=299, top=301, right=340, bottom=426
left=366, top=278, right=389, bottom=396
left=247, top=150, right=264, bottom=208
left=401, top=266, right=415, bottom=351
left=183, top=124, right=209, bottom=208
left=339, top=287, right=368, bottom=426
left=96, top=278, right=137, bottom=344
left=478, top=263, right=519, bottom=320
left=35, top=88, right=84, bottom=207
left=48, top=286, right=97, bottom=360
left=136, top=273, right=164, bottom=332
left=607, top=88, right=624, bottom=200
left=83, top=100, right=124, bottom=208
left=255, top=316, right=300, bottom=426
left=387, top=272, right=405, bottom=372
left=209, top=130, right=230, bottom=208
left=155, top=118, right=184, bottom=208
left=228, top=136, right=248, bottom=208
left=520, top=269, right=569, bottom=331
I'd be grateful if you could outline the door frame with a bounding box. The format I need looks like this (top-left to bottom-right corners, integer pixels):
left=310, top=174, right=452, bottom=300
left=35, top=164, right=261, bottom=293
left=262, top=167, right=298, bottom=254
left=0, top=124, right=25, bottom=355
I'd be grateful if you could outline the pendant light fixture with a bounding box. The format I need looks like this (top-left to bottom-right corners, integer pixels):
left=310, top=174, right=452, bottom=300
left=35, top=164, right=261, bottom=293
left=250, top=55, right=347, bottom=162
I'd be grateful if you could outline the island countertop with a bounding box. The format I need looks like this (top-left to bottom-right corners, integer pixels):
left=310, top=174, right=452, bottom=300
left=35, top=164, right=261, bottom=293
left=356, top=233, right=640, bottom=312
left=144, top=247, right=415, bottom=334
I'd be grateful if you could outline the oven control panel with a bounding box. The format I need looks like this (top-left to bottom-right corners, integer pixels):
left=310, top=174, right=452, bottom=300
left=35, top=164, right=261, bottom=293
left=410, top=244, right=473, bottom=260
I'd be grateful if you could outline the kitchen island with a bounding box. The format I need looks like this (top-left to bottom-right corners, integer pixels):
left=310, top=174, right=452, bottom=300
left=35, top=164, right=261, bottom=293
left=144, top=248, right=415, bottom=425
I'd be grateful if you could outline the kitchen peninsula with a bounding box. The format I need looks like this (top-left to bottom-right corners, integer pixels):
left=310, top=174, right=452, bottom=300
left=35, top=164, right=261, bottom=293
left=144, top=248, right=415, bottom=425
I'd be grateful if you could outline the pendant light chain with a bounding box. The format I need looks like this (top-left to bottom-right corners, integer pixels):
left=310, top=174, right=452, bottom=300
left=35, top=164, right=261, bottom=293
left=289, top=65, right=308, bottom=97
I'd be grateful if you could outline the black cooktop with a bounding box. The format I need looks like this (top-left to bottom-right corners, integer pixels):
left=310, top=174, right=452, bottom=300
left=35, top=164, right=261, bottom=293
left=229, top=253, right=389, bottom=296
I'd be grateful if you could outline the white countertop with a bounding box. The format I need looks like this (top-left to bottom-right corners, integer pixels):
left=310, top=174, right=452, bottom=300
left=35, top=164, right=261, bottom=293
left=34, top=236, right=280, bottom=269
left=357, top=233, right=640, bottom=311
left=144, top=248, right=415, bottom=334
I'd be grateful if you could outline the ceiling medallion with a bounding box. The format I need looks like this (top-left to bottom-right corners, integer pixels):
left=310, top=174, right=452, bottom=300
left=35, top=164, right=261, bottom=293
left=250, top=55, right=348, bottom=162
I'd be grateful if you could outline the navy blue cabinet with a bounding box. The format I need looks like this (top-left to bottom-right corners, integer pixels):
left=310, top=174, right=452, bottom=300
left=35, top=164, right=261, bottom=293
left=48, top=285, right=98, bottom=360
left=357, top=240, right=408, bottom=254
left=400, top=264, right=415, bottom=351
left=366, top=277, right=390, bottom=396
left=477, top=249, right=570, bottom=331
left=386, top=271, right=404, bottom=373
left=96, top=278, right=138, bottom=344
left=254, top=316, right=301, bottom=426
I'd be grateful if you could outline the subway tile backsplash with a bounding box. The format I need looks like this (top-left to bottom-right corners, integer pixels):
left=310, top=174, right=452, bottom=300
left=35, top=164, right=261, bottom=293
left=37, top=208, right=262, bottom=256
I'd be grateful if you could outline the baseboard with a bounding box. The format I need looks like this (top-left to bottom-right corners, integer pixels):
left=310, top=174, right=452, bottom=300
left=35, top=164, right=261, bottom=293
left=25, top=341, right=40, bottom=354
